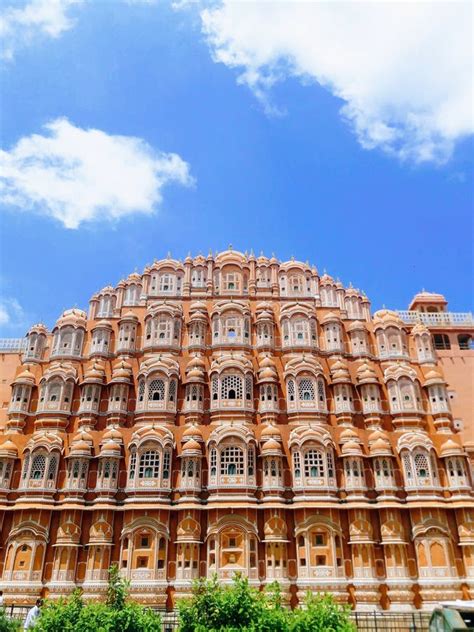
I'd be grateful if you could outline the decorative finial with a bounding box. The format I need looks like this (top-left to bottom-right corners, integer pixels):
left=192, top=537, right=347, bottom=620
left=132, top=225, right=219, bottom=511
left=291, top=255, right=295, bottom=261
left=228, top=243, right=233, bottom=251
left=167, top=251, right=171, bottom=259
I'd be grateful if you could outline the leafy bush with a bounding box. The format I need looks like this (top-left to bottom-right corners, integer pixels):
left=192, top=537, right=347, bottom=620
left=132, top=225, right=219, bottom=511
left=289, top=593, right=354, bottom=632
left=177, top=574, right=354, bottom=632
left=0, top=608, right=21, bottom=632
left=33, top=566, right=162, bottom=632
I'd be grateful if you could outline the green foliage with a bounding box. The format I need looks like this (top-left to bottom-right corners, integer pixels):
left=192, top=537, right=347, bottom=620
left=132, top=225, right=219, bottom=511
left=33, top=567, right=162, bottom=632
left=0, top=608, right=21, bottom=632
left=288, top=593, right=354, bottom=632
left=177, top=574, right=354, bottom=632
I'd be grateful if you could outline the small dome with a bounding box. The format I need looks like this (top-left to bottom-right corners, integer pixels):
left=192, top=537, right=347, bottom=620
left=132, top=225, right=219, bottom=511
left=100, top=441, right=121, bottom=455
left=356, top=362, right=379, bottom=384
left=260, top=424, right=282, bottom=439
left=127, top=272, right=141, bottom=282
left=13, top=367, right=36, bottom=385
left=82, top=361, right=105, bottom=383
left=320, top=311, right=340, bottom=325
left=330, top=360, right=351, bottom=383
left=182, top=424, right=203, bottom=440
left=56, top=308, right=87, bottom=329
left=261, top=438, right=282, bottom=454
left=373, top=309, right=404, bottom=329
left=69, top=440, right=91, bottom=456
left=92, top=319, right=112, bottom=330
left=188, top=355, right=206, bottom=368
left=0, top=440, right=18, bottom=457
left=103, top=427, right=122, bottom=442
left=111, top=360, right=133, bottom=382
left=423, top=369, right=445, bottom=386
left=440, top=439, right=463, bottom=457
left=182, top=439, right=202, bottom=455
left=347, top=320, right=366, bottom=332
left=319, top=273, right=334, bottom=285
left=341, top=440, right=363, bottom=455
left=28, top=323, right=48, bottom=336
left=369, top=438, right=392, bottom=456
left=120, top=311, right=139, bottom=322
left=411, top=322, right=430, bottom=336
left=340, top=428, right=358, bottom=441
left=189, top=301, right=207, bottom=312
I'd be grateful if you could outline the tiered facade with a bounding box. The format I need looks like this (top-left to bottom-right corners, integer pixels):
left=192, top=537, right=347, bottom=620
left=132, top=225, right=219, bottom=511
left=0, top=249, right=473, bottom=611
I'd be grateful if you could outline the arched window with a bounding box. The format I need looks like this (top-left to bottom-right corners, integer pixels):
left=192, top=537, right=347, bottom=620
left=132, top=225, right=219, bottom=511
left=220, top=446, right=244, bottom=476
left=304, top=450, right=324, bottom=478
left=402, top=448, right=438, bottom=489
left=124, top=284, right=140, bottom=306
left=458, top=334, right=473, bottom=350
left=139, top=451, right=160, bottom=479
left=293, top=446, right=336, bottom=490
left=221, top=375, right=242, bottom=400
left=433, top=334, right=451, bottom=350
left=148, top=379, right=165, bottom=401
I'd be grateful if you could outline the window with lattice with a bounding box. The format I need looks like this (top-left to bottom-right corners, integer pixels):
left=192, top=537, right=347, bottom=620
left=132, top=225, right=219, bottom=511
left=210, top=448, right=217, bottom=476
left=129, top=452, right=137, bottom=480
left=221, top=375, right=243, bottom=400
left=304, top=450, right=325, bottom=478
left=211, top=377, right=219, bottom=400
left=47, top=455, right=58, bottom=481
left=414, top=452, right=429, bottom=479
left=138, top=380, right=145, bottom=402
left=298, top=378, right=315, bottom=401
left=287, top=379, right=295, bottom=401
left=317, top=379, right=326, bottom=403
left=163, top=450, right=171, bottom=479
left=245, top=375, right=253, bottom=401
left=159, top=274, right=174, bottom=293
left=248, top=447, right=255, bottom=475
left=293, top=319, right=308, bottom=341
left=156, top=317, right=172, bottom=341
left=220, top=446, right=244, bottom=475
left=138, top=450, right=160, bottom=479
left=293, top=451, right=301, bottom=478
left=169, top=380, right=177, bottom=402
left=148, top=379, right=165, bottom=401
left=22, top=453, right=30, bottom=480
left=31, top=453, right=46, bottom=480
left=326, top=452, right=335, bottom=478
left=402, top=452, right=414, bottom=482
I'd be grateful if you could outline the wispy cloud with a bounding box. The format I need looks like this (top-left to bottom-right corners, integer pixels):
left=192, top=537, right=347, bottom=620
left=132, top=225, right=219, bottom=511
left=0, top=297, right=27, bottom=329
left=201, top=1, right=473, bottom=164
left=0, top=0, right=82, bottom=60
left=0, top=118, right=194, bottom=229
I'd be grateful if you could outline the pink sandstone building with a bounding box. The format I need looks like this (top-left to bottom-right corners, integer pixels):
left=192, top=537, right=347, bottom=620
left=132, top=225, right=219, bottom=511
left=0, top=249, right=472, bottom=611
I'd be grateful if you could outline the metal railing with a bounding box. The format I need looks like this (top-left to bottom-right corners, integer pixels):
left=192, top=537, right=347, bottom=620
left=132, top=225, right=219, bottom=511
left=0, top=338, right=27, bottom=352
left=396, top=311, right=473, bottom=327
left=350, top=611, right=430, bottom=631
left=0, top=605, right=434, bottom=631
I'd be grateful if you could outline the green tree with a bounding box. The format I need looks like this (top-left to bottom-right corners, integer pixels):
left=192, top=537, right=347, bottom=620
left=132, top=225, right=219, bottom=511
left=33, top=566, right=162, bottom=632
left=289, top=593, right=354, bottom=632
left=0, top=607, right=20, bottom=632
left=177, top=574, right=354, bottom=632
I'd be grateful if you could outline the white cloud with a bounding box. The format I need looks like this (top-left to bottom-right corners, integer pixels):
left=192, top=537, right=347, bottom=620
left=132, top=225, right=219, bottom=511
left=201, top=1, right=473, bottom=164
left=0, top=0, right=81, bottom=60
left=0, top=118, right=194, bottom=229
left=0, top=298, right=26, bottom=328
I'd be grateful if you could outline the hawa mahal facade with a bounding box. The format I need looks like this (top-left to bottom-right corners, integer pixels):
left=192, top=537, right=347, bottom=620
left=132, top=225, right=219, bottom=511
left=0, top=249, right=473, bottom=611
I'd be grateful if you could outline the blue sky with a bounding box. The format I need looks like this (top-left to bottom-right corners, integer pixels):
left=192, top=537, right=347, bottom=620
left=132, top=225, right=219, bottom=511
left=0, top=1, right=472, bottom=336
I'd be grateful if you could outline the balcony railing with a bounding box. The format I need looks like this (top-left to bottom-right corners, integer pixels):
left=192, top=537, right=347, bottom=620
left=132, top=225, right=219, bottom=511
left=397, top=311, right=473, bottom=326
left=0, top=338, right=27, bottom=352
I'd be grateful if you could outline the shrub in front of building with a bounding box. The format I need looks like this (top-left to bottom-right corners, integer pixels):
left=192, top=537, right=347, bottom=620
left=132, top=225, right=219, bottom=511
left=32, top=566, right=161, bottom=632
left=177, top=574, right=354, bottom=632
